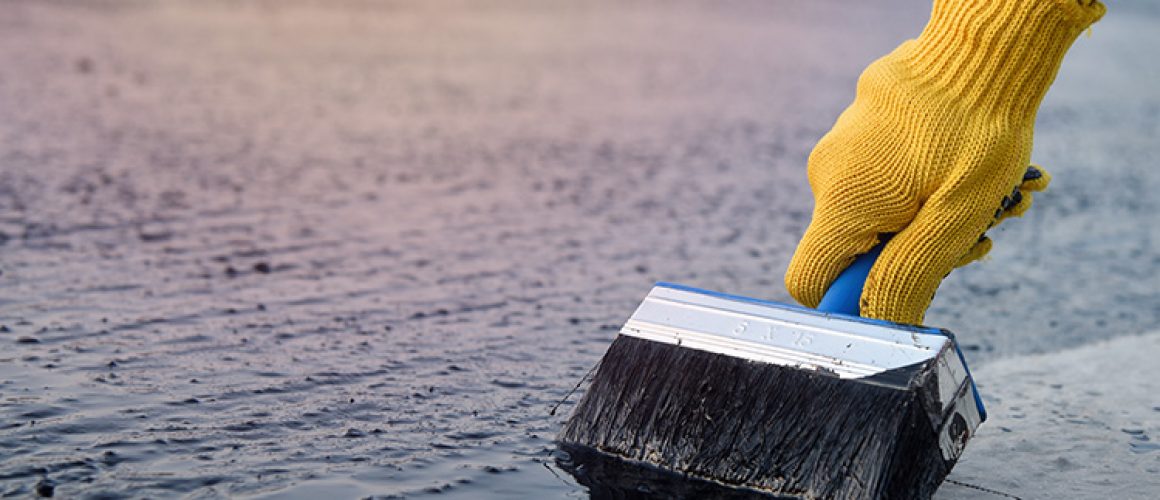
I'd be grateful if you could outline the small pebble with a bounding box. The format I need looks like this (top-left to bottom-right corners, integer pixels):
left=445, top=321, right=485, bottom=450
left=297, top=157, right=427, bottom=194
left=75, top=57, right=93, bottom=74
left=35, top=478, right=55, bottom=497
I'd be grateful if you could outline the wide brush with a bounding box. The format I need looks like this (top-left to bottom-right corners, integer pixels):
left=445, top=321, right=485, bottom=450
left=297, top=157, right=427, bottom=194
left=558, top=241, right=985, bottom=499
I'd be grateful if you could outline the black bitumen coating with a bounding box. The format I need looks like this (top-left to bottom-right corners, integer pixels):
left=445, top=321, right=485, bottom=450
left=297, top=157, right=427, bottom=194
left=0, top=0, right=1156, bottom=497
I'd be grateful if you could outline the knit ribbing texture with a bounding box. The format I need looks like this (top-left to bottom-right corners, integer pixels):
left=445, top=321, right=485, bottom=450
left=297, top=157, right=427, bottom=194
left=785, top=0, right=1104, bottom=325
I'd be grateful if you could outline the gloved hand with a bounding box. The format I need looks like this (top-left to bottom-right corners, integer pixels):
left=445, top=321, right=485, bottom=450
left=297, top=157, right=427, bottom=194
left=785, top=0, right=1105, bottom=325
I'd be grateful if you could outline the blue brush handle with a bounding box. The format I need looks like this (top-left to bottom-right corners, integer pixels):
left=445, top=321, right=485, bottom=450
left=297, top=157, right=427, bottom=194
left=811, top=234, right=987, bottom=421
left=816, top=234, right=893, bottom=316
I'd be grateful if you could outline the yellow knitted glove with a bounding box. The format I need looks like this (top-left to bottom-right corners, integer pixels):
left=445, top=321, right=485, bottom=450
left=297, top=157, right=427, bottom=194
left=785, top=0, right=1105, bottom=325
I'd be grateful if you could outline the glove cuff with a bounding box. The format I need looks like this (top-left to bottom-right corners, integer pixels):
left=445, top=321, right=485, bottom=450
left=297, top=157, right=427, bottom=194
left=895, top=0, right=1105, bottom=121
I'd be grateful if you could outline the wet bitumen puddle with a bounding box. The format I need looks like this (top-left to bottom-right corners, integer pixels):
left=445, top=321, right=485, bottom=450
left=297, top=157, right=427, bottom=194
left=0, top=183, right=648, bottom=497
left=4, top=0, right=1159, bottom=498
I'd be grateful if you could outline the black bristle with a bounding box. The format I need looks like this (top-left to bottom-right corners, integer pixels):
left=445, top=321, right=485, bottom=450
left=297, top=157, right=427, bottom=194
left=558, top=335, right=951, bottom=499
left=557, top=441, right=795, bottom=499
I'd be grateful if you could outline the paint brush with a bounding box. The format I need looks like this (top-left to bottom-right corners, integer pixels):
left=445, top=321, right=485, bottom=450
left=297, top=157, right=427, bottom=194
left=558, top=240, right=985, bottom=499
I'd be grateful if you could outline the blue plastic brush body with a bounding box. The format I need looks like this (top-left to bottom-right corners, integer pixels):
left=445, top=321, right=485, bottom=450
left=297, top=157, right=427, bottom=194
left=816, top=236, right=892, bottom=316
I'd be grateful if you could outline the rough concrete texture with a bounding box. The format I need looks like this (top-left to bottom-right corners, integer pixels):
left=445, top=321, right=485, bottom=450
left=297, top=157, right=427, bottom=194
left=0, top=0, right=1157, bottom=497
left=942, top=331, right=1160, bottom=499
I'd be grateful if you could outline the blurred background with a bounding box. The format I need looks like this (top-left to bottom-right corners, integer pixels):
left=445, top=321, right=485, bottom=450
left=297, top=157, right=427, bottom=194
left=1, top=1, right=1157, bottom=498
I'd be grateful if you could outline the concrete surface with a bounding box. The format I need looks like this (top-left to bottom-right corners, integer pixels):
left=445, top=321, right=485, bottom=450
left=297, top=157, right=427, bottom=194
left=942, top=331, right=1160, bottom=499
